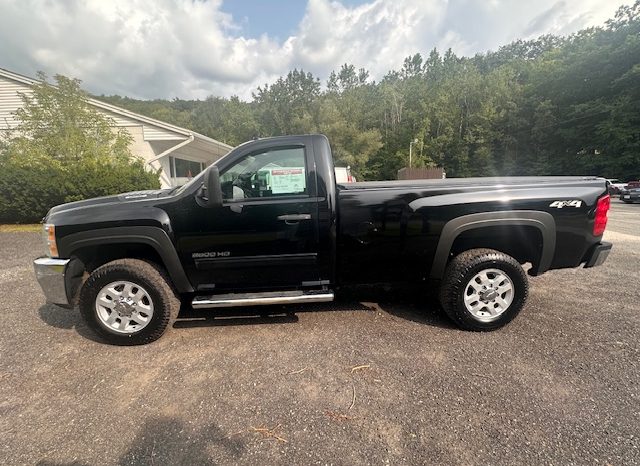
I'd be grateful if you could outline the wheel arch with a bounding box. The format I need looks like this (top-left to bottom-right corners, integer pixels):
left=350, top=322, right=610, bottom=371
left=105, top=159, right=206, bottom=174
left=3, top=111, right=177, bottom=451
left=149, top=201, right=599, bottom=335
left=429, top=210, right=556, bottom=280
left=58, top=226, right=194, bottom=294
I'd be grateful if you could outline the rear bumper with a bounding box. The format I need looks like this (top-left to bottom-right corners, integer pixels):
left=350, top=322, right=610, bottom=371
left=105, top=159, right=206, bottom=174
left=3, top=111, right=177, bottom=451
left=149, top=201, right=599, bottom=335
left=583, top=242, right=612, bottom=268
left=33, top=257, right=71, bottom=305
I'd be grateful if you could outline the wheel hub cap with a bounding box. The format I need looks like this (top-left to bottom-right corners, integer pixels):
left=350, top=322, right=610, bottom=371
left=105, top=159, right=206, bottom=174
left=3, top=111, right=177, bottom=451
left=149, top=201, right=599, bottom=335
left=481, top=289, right=498, bottom=301
left=95, top=281, right=154, bottom=334
left=463, top=268, right=514, bottom=322
left=114, top=299, right=135, bottom=317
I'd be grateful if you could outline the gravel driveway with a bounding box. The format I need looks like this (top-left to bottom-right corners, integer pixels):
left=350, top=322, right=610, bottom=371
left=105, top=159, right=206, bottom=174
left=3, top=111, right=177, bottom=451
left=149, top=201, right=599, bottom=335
left=1, top=201, right=638, bottom=465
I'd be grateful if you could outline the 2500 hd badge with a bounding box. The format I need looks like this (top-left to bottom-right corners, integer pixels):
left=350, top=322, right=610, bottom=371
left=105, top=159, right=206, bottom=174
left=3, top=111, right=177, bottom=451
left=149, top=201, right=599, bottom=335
left=192, top=251, right=231, bottom=258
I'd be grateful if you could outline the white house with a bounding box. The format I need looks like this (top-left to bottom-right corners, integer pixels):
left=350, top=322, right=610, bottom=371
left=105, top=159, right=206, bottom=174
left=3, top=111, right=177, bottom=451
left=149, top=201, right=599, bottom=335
left=0, top=67, right=232, bottom=188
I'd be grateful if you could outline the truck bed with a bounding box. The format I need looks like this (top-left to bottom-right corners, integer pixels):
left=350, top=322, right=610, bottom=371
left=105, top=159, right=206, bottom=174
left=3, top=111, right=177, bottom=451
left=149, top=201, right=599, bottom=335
left=336, top=175, right=608, bottom=286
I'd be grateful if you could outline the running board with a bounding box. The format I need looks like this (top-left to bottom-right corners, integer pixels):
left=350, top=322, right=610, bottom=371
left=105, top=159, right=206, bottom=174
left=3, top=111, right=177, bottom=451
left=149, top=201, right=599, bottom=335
left=192, top=290, right=334, bottom=309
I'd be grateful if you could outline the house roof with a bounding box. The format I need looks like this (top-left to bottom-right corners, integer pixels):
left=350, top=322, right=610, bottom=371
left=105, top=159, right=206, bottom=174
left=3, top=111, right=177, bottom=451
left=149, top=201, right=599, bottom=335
left=0, top=67, right=233, bottom=153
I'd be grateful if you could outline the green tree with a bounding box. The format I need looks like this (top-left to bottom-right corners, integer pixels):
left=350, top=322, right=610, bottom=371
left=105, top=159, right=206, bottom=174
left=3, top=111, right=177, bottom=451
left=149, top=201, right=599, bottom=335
left=0, top=74, right=159, bottom=222
left=191, top=95, right=259, bottom=145
left=9, top=73, right=133, bottom=163
left=253, top=69, right=321, bottom=135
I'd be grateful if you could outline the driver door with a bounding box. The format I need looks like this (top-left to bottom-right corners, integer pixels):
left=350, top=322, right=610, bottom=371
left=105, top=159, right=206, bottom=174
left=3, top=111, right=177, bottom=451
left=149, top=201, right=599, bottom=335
left=182, top=144, right=321, bottom=292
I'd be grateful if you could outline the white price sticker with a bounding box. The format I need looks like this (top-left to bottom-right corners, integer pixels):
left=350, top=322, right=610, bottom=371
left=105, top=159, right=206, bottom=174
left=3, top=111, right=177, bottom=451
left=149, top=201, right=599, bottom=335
left=270, top=168, right=305, bottom=194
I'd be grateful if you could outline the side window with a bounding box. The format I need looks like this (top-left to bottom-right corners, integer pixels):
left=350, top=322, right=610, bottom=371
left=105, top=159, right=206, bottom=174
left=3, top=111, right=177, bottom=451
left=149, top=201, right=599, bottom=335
left=220, top=147, right=307, bottom=200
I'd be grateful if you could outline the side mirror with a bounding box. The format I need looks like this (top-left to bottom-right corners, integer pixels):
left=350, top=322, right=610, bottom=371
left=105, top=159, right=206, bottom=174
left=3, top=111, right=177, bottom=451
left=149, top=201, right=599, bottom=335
left=198, top=165, right=223, bottom=208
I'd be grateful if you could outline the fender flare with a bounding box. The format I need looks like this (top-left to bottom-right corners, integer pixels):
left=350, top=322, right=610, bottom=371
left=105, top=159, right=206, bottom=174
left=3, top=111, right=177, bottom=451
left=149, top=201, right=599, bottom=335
left=58, top=226, right=194, bottom=293
left=429, top=210, right=556, bottom=279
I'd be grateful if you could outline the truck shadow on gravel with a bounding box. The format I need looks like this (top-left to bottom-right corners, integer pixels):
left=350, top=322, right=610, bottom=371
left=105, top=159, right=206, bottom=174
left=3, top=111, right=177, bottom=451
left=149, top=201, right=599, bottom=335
left=174, top=305, right=301, bottom=328
left=114, top=416, right=245, bottom=464
left=169, top=285, right=454, bottom=330
left=36, top=416, right=245, bottom=465
left=37, top=304, right=104, bottom=343
left=37, top=286, right=454, bottom=343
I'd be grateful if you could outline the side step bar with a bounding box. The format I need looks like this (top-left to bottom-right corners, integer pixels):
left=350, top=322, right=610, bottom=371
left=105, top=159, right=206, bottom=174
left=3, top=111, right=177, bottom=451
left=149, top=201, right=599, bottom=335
left=192, top=290, right=334, bottom=309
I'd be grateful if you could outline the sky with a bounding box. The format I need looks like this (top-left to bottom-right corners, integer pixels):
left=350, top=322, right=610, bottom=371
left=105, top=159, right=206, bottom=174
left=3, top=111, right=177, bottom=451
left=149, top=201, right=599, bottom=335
left=0, top=0, right=633, bottom=100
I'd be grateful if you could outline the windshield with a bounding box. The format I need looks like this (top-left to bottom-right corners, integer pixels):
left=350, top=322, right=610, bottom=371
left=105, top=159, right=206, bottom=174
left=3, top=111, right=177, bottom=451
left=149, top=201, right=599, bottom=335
left=170, top=170, right=206, bottom=196
left=170, top=147, right=239, bottom=196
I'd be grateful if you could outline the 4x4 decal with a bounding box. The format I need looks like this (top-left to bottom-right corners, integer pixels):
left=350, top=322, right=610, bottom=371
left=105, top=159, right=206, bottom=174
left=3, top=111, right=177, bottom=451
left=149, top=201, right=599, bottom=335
left=549, top=200, right=582, bottom=208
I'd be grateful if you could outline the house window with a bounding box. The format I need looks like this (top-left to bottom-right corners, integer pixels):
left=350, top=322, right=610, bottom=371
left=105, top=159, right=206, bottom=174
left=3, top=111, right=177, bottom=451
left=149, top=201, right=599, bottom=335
left=169, top=157, right=203, bottom=178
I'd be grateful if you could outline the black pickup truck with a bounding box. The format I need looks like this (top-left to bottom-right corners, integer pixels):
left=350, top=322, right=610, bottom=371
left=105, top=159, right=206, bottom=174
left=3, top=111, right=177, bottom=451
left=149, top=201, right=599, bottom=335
left=34, top=134, right=612, bottom=344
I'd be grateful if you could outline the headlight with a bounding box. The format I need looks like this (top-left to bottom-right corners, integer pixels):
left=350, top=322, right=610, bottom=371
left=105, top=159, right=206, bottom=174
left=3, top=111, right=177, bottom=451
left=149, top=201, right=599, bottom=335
left=43, top=224, right=58, bottom=257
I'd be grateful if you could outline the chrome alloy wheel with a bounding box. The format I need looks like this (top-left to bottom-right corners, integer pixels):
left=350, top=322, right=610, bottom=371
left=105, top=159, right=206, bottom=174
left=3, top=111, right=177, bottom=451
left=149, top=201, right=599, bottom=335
left=463, top=268, right=514, bottom=322
left=95, top=281, right=154, bottom=334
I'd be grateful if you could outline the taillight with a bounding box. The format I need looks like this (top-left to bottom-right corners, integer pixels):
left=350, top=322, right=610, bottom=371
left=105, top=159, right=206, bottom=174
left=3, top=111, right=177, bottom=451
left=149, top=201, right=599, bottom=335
left=593, top=194, right=610, bottom=236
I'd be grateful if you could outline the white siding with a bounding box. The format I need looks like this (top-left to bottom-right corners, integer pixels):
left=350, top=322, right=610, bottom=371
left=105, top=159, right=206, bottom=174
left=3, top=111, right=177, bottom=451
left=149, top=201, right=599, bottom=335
left=97, top=107, right=186, bottom=141
left=142, top=125, right=186, bottom=141
left=0, top=76, right=32, bottom=130
left=127, top=126, right=156, bottom=162
left=98, top=108, right=144, bottom=128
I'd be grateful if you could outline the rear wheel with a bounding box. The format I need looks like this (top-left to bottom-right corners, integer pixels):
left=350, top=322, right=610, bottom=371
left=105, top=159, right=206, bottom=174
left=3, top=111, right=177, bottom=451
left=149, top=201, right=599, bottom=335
left=79, top=259, right=180, bottom=345
left=439, top=248, right=528, bottom=331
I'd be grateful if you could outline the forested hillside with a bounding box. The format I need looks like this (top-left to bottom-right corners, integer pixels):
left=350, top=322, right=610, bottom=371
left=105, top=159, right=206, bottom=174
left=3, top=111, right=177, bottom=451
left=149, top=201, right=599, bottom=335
left=98, top=2, right=640, bottom=181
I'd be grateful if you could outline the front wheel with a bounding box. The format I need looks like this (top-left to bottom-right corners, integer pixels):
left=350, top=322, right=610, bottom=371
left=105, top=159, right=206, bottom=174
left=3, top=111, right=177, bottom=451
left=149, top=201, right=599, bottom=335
left=78, top=259, right=180, bottom=345
left=439, top=248, right=529, bottom=331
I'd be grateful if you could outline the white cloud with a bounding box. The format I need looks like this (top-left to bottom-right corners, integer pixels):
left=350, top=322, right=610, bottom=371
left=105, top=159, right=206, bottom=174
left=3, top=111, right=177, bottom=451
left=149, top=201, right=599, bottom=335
left=0, top=0, right=633, bottom=100
left=289, top=0, right=449, bottom=78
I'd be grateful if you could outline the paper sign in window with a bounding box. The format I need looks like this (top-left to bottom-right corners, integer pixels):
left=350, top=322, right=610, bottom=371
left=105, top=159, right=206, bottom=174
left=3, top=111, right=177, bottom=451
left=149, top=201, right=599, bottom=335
left=270, top=168, right=305, bottom=194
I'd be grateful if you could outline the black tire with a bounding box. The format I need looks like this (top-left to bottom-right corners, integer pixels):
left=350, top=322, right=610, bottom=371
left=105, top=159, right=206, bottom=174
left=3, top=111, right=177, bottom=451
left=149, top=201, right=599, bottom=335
left=439, top=248, right=528, bottom=331
left=78, top=259, right=180, bottom=345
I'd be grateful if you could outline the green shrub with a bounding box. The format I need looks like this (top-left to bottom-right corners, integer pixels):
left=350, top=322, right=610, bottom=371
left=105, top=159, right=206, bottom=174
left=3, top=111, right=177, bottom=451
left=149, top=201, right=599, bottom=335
left=0, top=152, right=160, bottom=223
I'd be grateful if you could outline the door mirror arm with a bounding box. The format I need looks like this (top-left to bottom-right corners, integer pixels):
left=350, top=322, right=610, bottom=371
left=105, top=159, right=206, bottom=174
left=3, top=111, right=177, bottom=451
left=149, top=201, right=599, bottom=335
left=197, top=165, right=223, bottom=208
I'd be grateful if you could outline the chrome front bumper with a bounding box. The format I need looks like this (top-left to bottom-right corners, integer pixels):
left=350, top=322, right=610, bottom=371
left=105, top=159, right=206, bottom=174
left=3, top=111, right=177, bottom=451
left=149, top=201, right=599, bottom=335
left=33, top=257, right=71, bottom=305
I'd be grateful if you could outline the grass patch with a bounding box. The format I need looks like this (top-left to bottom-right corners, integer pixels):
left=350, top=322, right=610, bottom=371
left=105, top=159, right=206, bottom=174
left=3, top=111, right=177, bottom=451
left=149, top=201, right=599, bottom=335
left=0, top=224, right=41, bottom=233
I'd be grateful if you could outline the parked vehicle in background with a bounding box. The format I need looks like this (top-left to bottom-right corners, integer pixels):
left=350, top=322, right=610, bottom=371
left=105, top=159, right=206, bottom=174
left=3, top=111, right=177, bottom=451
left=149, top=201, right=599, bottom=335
left=620, top=181, right=640, bottom=203
left=34, top=134, right=612, bottom=345
left=334, top=166, right=356, bottom=183
left=606, top=179, right=626, bottom=194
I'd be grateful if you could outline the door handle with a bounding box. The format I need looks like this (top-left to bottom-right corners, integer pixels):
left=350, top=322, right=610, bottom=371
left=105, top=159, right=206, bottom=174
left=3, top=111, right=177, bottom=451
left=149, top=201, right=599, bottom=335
left=277, top=214, right=312, bottom=224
